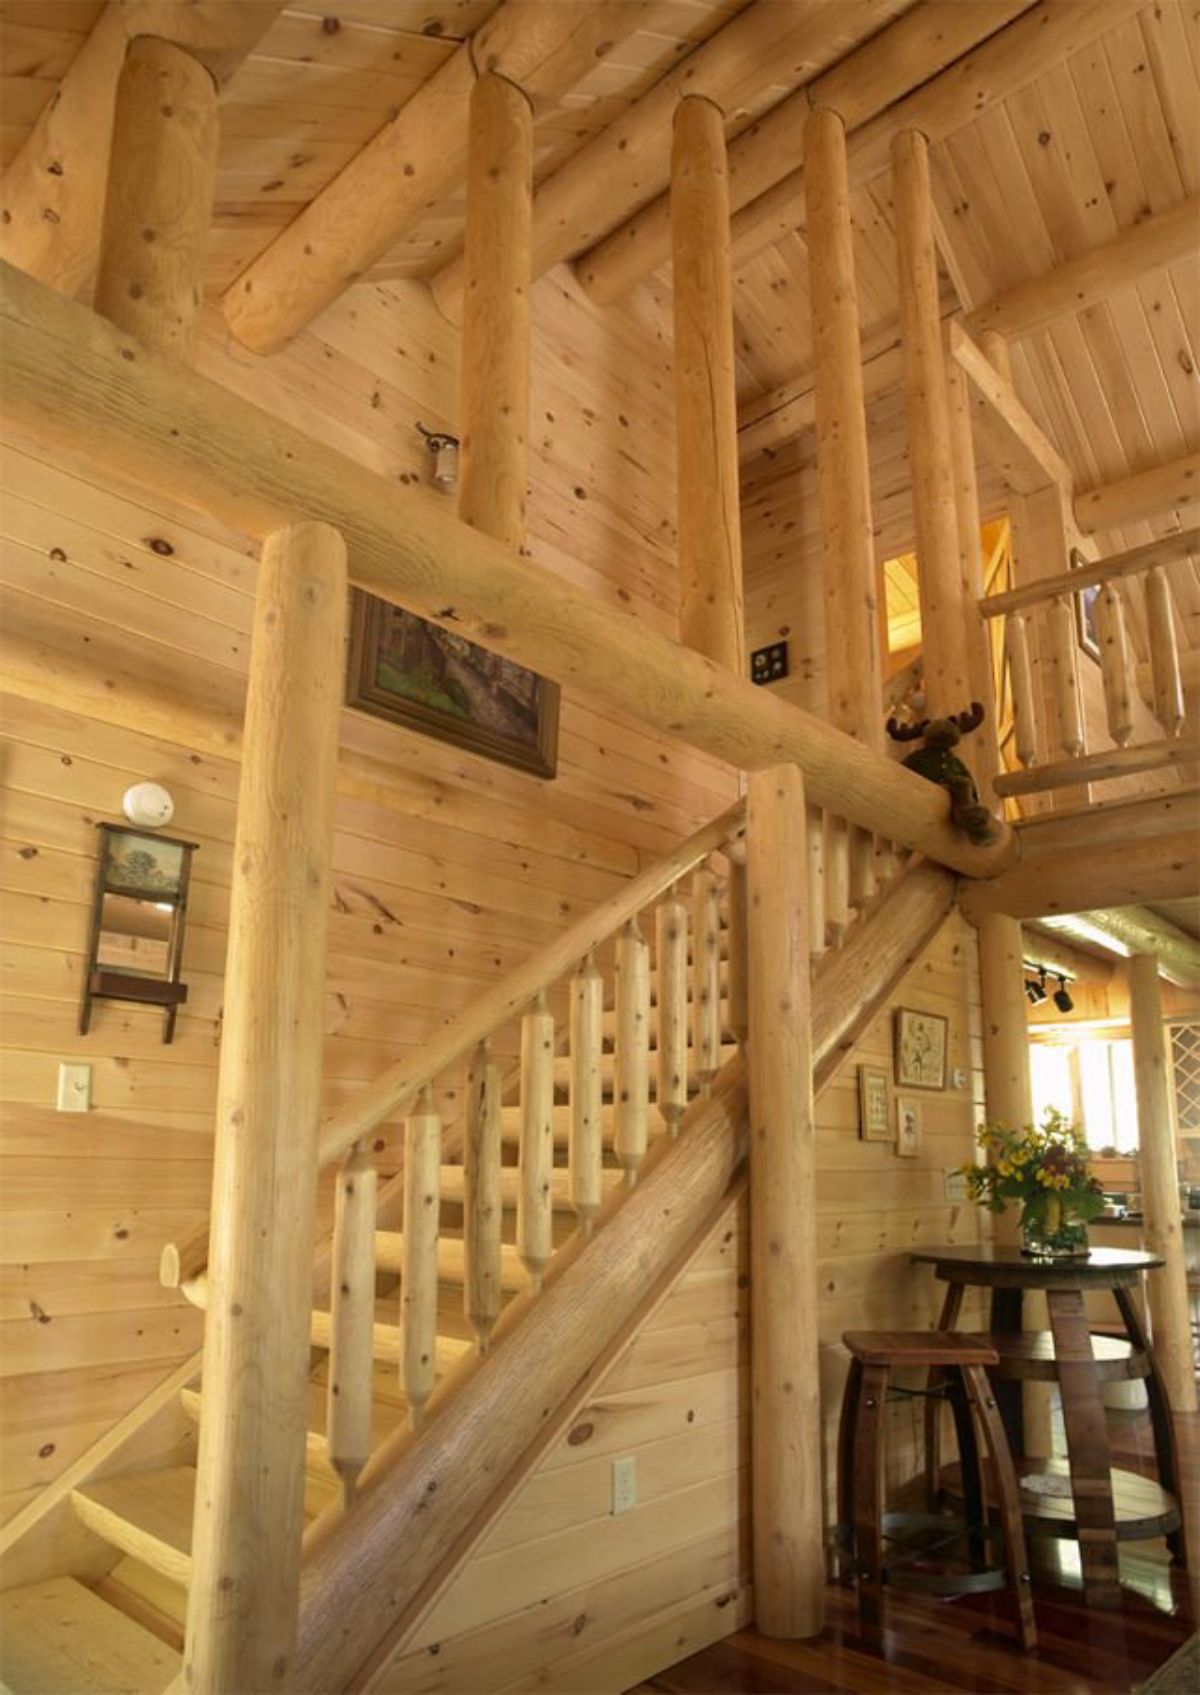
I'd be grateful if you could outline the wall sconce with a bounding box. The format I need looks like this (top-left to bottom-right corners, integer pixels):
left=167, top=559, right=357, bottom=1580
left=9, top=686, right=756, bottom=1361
left=80, top=822, right=197, bottom=1043
left=416, top=422, right=459, bottom=490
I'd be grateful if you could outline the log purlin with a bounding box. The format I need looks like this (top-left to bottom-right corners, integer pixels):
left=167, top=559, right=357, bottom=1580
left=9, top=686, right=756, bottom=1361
left=0, top=260, right=1014, bottom=880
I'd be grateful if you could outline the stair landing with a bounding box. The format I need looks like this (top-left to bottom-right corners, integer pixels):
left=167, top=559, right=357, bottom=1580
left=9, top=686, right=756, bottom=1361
left=0, top=1576, right=180, bottom=1693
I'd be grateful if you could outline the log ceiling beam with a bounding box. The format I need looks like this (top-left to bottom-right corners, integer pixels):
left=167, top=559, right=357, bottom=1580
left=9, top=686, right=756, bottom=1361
left=0, top=258, right=1013, bottom=881
left=1075, top=452, right=1200, bottom=536
left=946, top=320, right=1071, bottom=495
left=1041, top=910, right=1200, bottom=991
left=432, top=0, right=921, bottom=321
left=958, top=831, right=1199, bottom=923
left=577, top=0, right=1133, bottom=304
left=0, top=0, right=283, bottom=298
left=737, top=324, right=904, bottom=461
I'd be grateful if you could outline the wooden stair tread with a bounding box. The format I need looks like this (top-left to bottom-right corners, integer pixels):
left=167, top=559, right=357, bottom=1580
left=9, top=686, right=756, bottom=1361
left=179, top=1384, right=405, bottom=1473
left=436, top=1163, right=621, bottom=1208
left=71, top=1466, right=196, bottom=1589
left=308, top=1308, right=473, bottom=1370
left=373, top=1232, right=525, bottom=1291
left=0, top=1576, right=181, bottom=1694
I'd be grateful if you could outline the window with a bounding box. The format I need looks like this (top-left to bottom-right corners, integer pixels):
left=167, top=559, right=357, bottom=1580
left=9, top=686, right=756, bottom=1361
left=1029, top=1037, right=1138, bottom=1153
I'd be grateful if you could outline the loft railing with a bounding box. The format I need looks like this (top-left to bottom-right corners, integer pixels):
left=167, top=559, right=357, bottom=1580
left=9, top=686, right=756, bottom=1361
left=980, top=526, right=1198, bottom=799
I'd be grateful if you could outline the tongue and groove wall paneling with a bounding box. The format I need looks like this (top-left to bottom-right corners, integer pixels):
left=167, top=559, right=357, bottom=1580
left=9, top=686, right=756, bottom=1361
left=0, top=262, right=736, bottom=1527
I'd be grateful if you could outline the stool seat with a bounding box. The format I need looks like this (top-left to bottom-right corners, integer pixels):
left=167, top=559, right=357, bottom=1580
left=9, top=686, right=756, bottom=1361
left=844, top=1330, right=999, bottom=1368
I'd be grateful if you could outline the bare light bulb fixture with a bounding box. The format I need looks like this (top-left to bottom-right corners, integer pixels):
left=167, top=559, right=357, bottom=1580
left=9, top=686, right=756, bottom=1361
left=122, top=782, right=175, bottom=828
left=416, top=422, right=459, bottom=491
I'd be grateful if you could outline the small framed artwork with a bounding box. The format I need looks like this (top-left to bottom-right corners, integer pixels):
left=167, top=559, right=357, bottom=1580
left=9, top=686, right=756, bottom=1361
left=896, top=1096, right=921, bottom=1158
left=894, top=1007, right=948, bottom=1091
left=347, top=590, right=559, bottom=779
left=858, top=1064, right=891, bottom=1142
left=1069, top=548, right=1101, bottom=662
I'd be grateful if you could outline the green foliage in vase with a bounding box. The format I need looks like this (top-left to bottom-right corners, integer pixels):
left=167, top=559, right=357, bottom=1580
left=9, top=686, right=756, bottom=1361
left=961, top=1108, right=1106, bottom=1239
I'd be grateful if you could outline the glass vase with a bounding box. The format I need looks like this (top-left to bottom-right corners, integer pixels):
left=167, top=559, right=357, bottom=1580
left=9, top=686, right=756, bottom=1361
left=1019, top=1204, right=1089, bottom=1260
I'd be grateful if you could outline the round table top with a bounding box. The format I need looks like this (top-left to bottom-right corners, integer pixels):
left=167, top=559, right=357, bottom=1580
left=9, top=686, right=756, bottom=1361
left=909, top=1243, right=1164, bottom=1287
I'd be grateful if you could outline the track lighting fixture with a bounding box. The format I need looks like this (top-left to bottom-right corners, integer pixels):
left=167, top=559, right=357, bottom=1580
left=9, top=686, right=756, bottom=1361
left=1025, top=970, right=1048, bottom=1006
left=1053, top=975, right=1074, bottom=1014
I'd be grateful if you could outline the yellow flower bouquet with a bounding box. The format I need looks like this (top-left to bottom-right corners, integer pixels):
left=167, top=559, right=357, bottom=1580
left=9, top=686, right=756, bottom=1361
left=962, top=1108, right=1105, bottom=1258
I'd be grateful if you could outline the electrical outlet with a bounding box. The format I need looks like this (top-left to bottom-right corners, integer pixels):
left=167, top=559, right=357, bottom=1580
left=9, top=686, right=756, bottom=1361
left=57, top=1062, right=91, bottom=1113
left=611, top=1455, right=637, bottom=1515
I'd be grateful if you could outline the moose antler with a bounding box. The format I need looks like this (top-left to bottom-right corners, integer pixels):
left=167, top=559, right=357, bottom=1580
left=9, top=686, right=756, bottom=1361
left=885, top=716, right=929, bottom=743
left=952, top=701, right=986, bottom=735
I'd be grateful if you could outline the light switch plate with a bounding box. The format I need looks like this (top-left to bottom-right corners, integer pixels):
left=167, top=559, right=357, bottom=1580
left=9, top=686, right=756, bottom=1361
left=611, top=1455, right=637, bottom=1515
left=57, top=1062, right=91, bottom=1113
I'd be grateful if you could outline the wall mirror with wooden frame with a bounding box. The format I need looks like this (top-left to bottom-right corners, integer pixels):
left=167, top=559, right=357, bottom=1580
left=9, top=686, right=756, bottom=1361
left=79, top=823, right=198, bottom=1043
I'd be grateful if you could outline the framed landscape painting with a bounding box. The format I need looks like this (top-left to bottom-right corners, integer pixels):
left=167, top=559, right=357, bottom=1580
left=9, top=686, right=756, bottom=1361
left=347, top=591, right=559, bottom=779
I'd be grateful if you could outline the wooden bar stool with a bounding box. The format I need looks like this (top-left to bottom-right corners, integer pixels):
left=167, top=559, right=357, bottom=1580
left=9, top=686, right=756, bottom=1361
left=838, top=1331, right=1037, bottom=1652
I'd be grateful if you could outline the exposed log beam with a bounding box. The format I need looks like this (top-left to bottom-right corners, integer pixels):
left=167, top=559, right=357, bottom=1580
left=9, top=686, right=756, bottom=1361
left=433, top=0, right=911, bottom=322
left=576, top=0, right=1035, bottom=304
left=1075, top=452, right=1200, bottom=536
left=946, top=321, right=1071, bottom=495
left=965, top=197, right=1200, bottom=342
left=0, top=260, right=1013, bottom=879
left=221, top=0, right=646, bottom=353
left=1022, top=926, right=1116, bottom=985
left=1042, top=909, right=1200, bottom=992
left=958, top=831, right=1198, bottom=922
left=0, top=0, right=281, bottom=298
left=580, top=0, right=1131, bottom=302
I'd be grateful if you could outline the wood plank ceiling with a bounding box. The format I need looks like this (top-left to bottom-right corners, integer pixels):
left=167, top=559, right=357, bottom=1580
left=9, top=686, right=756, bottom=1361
left=1, top=0, right=1197, bottom=660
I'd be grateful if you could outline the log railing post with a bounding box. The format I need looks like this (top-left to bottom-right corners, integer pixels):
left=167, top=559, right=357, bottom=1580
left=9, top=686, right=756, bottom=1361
left=327, top=1142, right=378, bottom=1504
left=95, top=35, right=218, bottom=363
left=746, top=765, right=824, bottom=1638
left=672, top=94, right=745, bottom=674
left=945, top=355, right=1002, bottom=794
left=569, top=952, right=605, bottom=1231
left=1129, top=954, right=1198, bottom=1413
left=518, top=990, right=555, bottom=1294
left=463, top=1040, right=502, bottom=1352
left=805, top=108, right=883, bottom=909
left=400, top=1087, right=442, bottom=1429
left=691, top=861, right=722, bottom=1093
left=893, top=129, right=971, bottom=722
left=614, top=917, right=651, bottom=1184
left=655, top=889, right=689, bottom=1134
left=184, top=521, right=347, bottom=1693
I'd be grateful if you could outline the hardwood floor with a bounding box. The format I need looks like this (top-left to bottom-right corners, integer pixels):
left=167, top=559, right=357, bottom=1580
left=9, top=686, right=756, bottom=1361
left=631, top=1409, right=1198, bottom=1694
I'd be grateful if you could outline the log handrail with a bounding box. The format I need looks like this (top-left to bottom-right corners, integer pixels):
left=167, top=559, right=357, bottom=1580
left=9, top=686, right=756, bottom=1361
left=979, top=528, right=1200, bottom=618
left=160, top=801, right=746, bottom=1290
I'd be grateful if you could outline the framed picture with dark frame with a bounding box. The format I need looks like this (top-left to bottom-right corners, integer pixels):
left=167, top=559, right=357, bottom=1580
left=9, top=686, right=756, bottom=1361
left=894, top=1006, right=948, bottom=1091
left=346, top=590, right=559, bottom=779
left=1069, top=547, right=1101, bottom=662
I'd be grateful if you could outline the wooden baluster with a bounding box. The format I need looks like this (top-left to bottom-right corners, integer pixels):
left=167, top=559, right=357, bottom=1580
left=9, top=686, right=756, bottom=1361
left=463, top=1040, right=501, bottom=1352
left=850, top=828, right=877, bottom=911
left=326, top=1142, right=377, bottom=1505
left=725, top=848, right=749, bottom=1049
left=823, top=811, right=850, bottom=947
left=691, top=862, right=721, bottom=1093
left=655, top=886, right=689, bottom=1134
left=614, top=916, right=651, bottom=1184
left=518, top=990, right=554, bottom=1293
left=806, top=805, right=826, bottom=965
left=569, top=951, right=604, bottom=1234
left=1145, top=567, right=1185, bottom=737
left=873, top=835, right=898, bottom=892
left=1047, top=593, right=1085, bottom=759
left=1093, top=583, right=1135, bottom=748
left=1006, top=612, right=1039, bottom=768
left=401, top=1086, right=441, bottom=1430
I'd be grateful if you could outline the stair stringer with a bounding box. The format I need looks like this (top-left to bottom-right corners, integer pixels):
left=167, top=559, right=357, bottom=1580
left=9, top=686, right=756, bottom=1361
left=293, top=859, right=957, bottom=1694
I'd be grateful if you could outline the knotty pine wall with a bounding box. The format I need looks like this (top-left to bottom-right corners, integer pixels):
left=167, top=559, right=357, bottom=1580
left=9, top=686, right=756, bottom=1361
left=0, top=265, right=737, bottom=1527
left=371, top=910, right=984, bottom=1695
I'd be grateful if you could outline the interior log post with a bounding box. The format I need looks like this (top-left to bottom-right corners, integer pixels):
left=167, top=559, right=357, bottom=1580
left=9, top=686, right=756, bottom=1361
left=672, top=94, right=745, bottom=675
left=746, top=763, right=824, bottom=1638
left=893, top=129, right=971, bottom=721
left=1129, top=954, right=1198, bottom=1414
left=184, top=521, right=348, bottom=1693
left=945, top=355, right=1001, bottom=795
left=976, top=911, right=1051, bottom=1456
left=94, top=34, right=218, bottom=363
left=805, top=107, right=884, bottom=910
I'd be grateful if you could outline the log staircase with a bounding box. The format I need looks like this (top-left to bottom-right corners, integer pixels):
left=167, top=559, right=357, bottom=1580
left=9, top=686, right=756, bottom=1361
left=0, top=801, right=954, bottom=1695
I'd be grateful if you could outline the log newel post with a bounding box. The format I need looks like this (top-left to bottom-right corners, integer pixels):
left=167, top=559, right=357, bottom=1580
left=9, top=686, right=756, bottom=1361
left=672, top=94, right=745, bottom=675
left=1129, top=954, right=1198, bottom=1413
left=746, top=764, right=824, bottom=1638
left=95, top=35, right=219, bottom=363
left=183, top=521, right=348, bottom=1694
left=945, top=356, right=1001, bottom=794
left=893, top=128, right=971, bottom=721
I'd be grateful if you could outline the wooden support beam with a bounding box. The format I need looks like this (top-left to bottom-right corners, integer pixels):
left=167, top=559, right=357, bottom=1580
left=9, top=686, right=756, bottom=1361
left=221, top=1, right=643, bottom=353
left=0, top=0, right=280, bottom=298
left=0, top=259, right=1014, bottom=878
left=965, top=198, right=1200, bottom=342
left=1021, top=926, right=1116, bottom=986
left=184, top=521, right=347, bottom=1692
left=1015, top=787, right=1200, bottom=858
left=893, top=130, right=970, bottom=720
left=959, top=830, right=1199, bottom=921
left=737, top=330, right=904, bottom=461
left=946, top=321, right=1071, bottom=495
left=993, top=737, right=1200, bottom=798
left=945, top=352, right=1001, bottom=792
left=977, top=915, right=1033, bottom=1249
left=435, top=0, right=889, bottom=320
left=575, top=0, right=1036, bottom=304
left=672, top=95, right=744, bottom=675
left=981, top=528, right=1200, bottom=619
left=94, top=36, right=218, bottom=363
left=1048, top=908, right=1200, bottom=993
left=1129, top=954, right=1198, bottom=1414
left=1074, top=453, right=1200, bottom=536
left=746, top=765, right=823, bottom=1638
